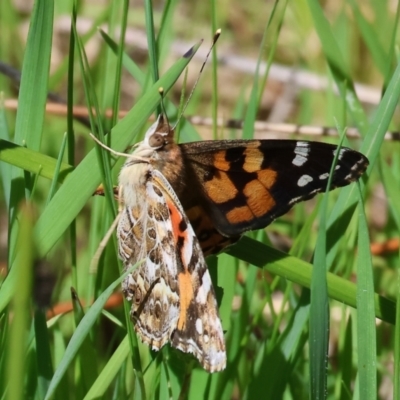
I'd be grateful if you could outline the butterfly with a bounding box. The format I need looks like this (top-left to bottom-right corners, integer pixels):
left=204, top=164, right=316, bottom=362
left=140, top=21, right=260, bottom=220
left=98, top=114, right=368, bottom=373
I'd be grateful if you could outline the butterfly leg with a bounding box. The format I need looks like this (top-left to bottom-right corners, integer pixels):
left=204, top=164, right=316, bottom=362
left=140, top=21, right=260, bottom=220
left=93, top=184, right=120, bottom=200
left=90, top=211, right=122, bottom=274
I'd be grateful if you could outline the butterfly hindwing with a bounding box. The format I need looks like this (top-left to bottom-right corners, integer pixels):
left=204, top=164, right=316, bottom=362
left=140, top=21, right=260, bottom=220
left=151, top=170, right=226, bottom=372
left=120, top=165, right=226, bottom=372
left=119, top=169, right=180, bottom=350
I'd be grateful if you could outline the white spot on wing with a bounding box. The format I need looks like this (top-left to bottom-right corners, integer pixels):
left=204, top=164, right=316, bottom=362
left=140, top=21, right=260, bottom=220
left=319, top=172, right=329, bottom=180
left=297, top=174, right=313, bottom=187
left=196, top=271, right=212, bottom=304
left=292, top=141, right=310, bottom=166
left=333, top=148, right=347, bottom=160
left=196, top=318, right=203, bottom=335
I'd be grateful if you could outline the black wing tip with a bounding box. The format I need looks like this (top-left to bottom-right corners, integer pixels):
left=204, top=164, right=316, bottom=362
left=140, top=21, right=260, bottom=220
left=340, top=149, right=369, bottom=182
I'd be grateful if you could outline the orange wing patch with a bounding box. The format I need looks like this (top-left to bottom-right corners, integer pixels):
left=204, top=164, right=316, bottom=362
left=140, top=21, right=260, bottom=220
left=212, top=150, right=231, bottom=171
left=204, top=171, right=238, bottom=203
left=243, top=179, right=276, bottom=217
left=177, top=270, right=193, bottom=330
left=226, top=205, right=254, bottom=224
left=257, top=169, right=277, bottom=188
left=243, top=146, right=264, bottom=173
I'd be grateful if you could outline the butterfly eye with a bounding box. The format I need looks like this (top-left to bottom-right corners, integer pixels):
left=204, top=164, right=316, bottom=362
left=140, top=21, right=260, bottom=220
left=149, top=133, right=165, bottom=148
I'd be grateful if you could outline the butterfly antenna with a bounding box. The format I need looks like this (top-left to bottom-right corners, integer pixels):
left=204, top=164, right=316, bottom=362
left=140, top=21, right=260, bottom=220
left=172, top=29, right=221, bottom=130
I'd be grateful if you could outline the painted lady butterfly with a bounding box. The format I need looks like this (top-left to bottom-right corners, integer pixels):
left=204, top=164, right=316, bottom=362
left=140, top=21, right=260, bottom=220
left=104, top=114, right=368, bottom=373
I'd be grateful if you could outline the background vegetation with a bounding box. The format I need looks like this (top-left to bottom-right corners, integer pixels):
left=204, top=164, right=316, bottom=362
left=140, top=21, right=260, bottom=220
left=0, top=0, right=399, bottom=399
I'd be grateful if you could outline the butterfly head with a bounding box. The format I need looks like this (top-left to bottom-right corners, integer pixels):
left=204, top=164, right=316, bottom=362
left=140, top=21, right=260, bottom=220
left=144, top=114, right=174, bottom=149
left=129, top=114, right=175, bottom=162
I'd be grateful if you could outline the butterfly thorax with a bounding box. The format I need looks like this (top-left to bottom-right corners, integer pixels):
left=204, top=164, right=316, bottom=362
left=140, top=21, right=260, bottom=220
left=138, top=115, right=186, bottom=195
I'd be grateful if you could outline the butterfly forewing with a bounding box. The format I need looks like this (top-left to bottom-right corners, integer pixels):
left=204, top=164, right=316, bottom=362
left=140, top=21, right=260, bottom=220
left=180, top=139, right=368, bottom=237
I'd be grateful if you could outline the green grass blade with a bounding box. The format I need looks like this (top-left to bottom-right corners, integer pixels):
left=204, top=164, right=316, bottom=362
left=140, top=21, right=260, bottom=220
left=70, top=289, right=99, bottom=395
left=348, top=0, right=390, bottom=78
left=46, top=132, right=68, bottom=204
left=8, top=0, right=54, bottom=270
left=0, top=100, right=11, bottom=207
left=310, top=129, right=348, bottom=398
left=99, top=29, right=145, bottom=86
left=34, top=310, right=53, bottom=399
left=144, top=0, right=159, bottom=85
left=356, top=184, right=377, bottom=399
left=228, top=237, right=396, bottom=325
left=6, top=204, right=35, bottom=400
left=335, top=312, right=353, bottom=398
left=108, top=0, right=129, bottom=127
left=327, top=58, right=400, bottom=263
left=13, top=0, right=54, bottom=150
left=381, top=155, right=400, bottom=400
left=395, top=259, right=400, bottom=400
left=306, top=0, right=368, bottom=133
left=44, top=264, right=138, bottom=400
left=73, top=19, right=116, bottom=218
left=83, top=336, right=130, bottom=400
left=0, top=140, right=73, bottom=185
left=242, top=1, right=286, bottom=140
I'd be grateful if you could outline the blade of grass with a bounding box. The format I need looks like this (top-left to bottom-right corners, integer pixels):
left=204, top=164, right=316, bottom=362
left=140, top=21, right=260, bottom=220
left=227, top=237, right=396, bottom=325
left=73, top=17, right=116, bottom=218
left=13, top=0, right=54, bottom=150
left=264, top=290, right=310, bottom=398
left=83, top=335, right=130, bottom=400
left=145, top=0, right=159, bottom=86
left=0, top=140, right=73, bottom=183
left=309, top=139, right=347, bottom=397
left=0, top=99, right=12, bottom=207
left=6, top=203, right=35, bottom=400
left=310, top=127, right=350, bottom=398
left=379, top=157, right=400, bottom=399
left=45, top=132, right=68, bottom=205
left=8, top=0, right=54, bottom=267
left=326, top=57, right=400, bottom=265
left=348, top=0, right=390, bottom=78
left=156, top=0, right=178, bottom=63
left=34, top=310, right=53, bottom=399
left=65, top=0, right=79, bottom=298
left=356, top=183, right=377, bottom=399
left=335, top=312, right=353, bottom=398
left=242, top=0, right=287, bottom=140
left=216, top=265, right=258, bottom=399
left=395, top=256, right=400, bottom=400
left=70, top=288, right=98, bottom=395
left=99, top=29, right=145, bottom=86
left=108, top=0, right=129, bottom=128
left=306, top=0, right=368, bottom=134
left=44, top=264, right=139, bottom=400
left=49, top=5, right=112, bottom=88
